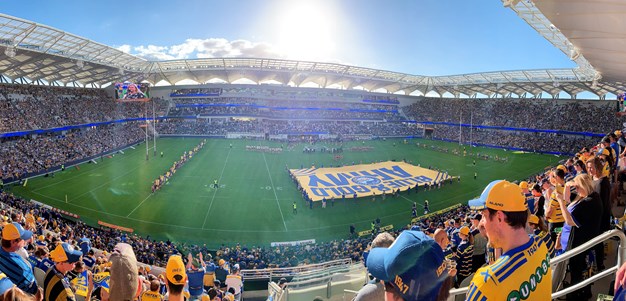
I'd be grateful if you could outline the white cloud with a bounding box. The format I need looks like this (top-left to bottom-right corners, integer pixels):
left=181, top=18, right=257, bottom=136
left=121, top=38, right=288, bottom=61
left=116, top=44, right=131, bottom=53
left=133, top=45, right=176, bottom=61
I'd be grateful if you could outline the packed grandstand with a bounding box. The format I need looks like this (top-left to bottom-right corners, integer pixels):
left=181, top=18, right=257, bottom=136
left=1, top=2, right=626, bottom=301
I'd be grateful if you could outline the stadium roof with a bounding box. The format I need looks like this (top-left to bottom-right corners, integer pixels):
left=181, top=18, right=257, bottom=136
left=0, top=2, right=623, bottom=98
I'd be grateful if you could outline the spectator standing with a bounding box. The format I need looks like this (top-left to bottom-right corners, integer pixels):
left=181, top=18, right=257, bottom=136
left=528, top=215, right=554, bottom=258
left=186, top=253, right=206, bottom=300
left=353, top=232, right=395, bottom=301
left=140, top=280, right=164, bottom=301
left=532, top=183, right=546, bottom=220
left=545, top=169, right=566, bottom=238
left=519, top=181, right=535, bottom=214
left=214, top=259, right=229, bottom=291
left=455, top=226, right=473, bottom=285
left=587, top=156, right=611, bottom=271
left=466, top=180, right=551, bottom=300
left=469, top=214, right=487, bottom=272
left=225, top=264, right=243, bottom=301
left=365, top=230, right=453, bottom=301
left=556, top=174, right=602, bottom=300
left=164, top=255, right=187, bottom=301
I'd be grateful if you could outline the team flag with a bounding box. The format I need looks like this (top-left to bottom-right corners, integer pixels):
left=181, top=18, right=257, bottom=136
left=290, top=161, right=455, bottom=201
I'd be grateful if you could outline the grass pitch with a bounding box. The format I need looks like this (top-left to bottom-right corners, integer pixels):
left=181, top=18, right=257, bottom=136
left=9, top=137, right=562, bottom=247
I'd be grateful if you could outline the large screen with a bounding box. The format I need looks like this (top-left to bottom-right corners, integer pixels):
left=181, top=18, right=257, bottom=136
left=114, top=82, right=151, bottom=102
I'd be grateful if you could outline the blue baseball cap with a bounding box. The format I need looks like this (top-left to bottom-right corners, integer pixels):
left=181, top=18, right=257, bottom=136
left=366, top=230, right=448, bottom=301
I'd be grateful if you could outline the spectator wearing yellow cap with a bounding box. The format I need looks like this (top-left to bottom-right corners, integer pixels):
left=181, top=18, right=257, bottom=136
left=599, top=137, right=616, bottom=179
left=527, top=214, right=554, bottom=258
left=0, top=222, right=38, bottom=294
left=519, top=181, right=536, bottom=215
left=44, top=242, right=83, bottom=301
left=466, top=180, right=551, bottom=300
left=455, top=226, right=473, bottom=285
left=214, top=259, right=229, bottom=291
left=164, top=255, right=187, bottom=301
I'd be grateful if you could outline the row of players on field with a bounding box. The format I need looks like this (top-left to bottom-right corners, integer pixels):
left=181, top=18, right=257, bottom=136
left=151, top=140, right=206, bottom=193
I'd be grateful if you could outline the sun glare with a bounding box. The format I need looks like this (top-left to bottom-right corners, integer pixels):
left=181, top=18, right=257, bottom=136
left=275, top=2, right=336, bottom=61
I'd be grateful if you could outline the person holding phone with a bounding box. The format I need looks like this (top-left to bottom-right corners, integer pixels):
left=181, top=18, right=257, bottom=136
left=556, top=174, right=602, bottom=300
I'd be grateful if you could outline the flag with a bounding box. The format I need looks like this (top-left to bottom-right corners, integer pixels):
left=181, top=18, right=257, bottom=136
left=22, top=179, right=27, bottom=187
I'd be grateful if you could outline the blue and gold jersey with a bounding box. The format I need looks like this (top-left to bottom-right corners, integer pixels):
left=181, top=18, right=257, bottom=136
left=546, top=188, right=564, bottom=224
left=466, top=235, right=551, bottom=301
left=456, top=240, right=474, bottom=278
left=524, top=192, right=535, bottom=215
left=535, top=229, right=555, bottom=258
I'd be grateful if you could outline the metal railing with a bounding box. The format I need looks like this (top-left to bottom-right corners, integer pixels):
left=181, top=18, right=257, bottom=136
left=241, top=258, right=353, bottom=281
left=448, top=229, right=626, bottom=299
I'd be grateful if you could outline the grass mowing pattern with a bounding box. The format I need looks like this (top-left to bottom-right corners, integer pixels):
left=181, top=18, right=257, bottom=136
left=9, top=137, right=562, bottom=247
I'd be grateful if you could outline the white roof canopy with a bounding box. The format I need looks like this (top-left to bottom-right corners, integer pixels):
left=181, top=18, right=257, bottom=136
left=0, top=7, right=623, bottom=98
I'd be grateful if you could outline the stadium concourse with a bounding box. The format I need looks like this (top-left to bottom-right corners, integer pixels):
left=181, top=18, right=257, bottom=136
left=0, top=82, right=625, bottom=300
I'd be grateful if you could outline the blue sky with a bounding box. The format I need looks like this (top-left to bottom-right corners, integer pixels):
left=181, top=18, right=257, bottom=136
left=1, top=0, right=576, bottom=76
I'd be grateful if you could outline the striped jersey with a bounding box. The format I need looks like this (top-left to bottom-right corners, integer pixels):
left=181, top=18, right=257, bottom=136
left=43, top=266, right=76, bottom=301
left=524, top=192, right=535, bottom=215
left=546, top=187, right=565, bottom=223
left=535, top=229, right=555, bottom=258
left=0, top=248, right=37, bottom=294
left=456, top=240, right=474, bottom=278
left=466, top=235, right=551, bottom=301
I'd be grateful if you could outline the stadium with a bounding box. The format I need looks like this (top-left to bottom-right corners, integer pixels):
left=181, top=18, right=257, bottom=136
left=0, top=1, right=625, bottom=300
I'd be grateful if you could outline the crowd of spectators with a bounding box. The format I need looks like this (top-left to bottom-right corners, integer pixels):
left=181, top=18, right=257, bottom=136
left=169, top=97, right=403, bottom=121
left=2, top=84, right=626, bottom=299
left=156, top=119, right=422, bottom=137
left=0, top=84, right=169, bottom=133
left=431, top=125, right=599, bottom=154
left=403, top=97, right=621, bottom=133
left=0, top=123, right=145, bottom=181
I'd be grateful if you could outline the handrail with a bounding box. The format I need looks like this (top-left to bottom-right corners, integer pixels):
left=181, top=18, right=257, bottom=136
left=551, top=229, right=626, bottom=299
left=449, top=229, right=626, bottom=299
left=241, top=258, right=353, bottom=280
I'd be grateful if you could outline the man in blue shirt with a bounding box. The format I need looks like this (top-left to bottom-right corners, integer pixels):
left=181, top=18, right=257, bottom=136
left=0, top=222, right=38, bottom=294
left=186, top=253, right=206, bottom=300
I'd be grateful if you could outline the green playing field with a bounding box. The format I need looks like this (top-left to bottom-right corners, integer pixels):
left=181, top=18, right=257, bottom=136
left=8, top=137, right=562, bottom=247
